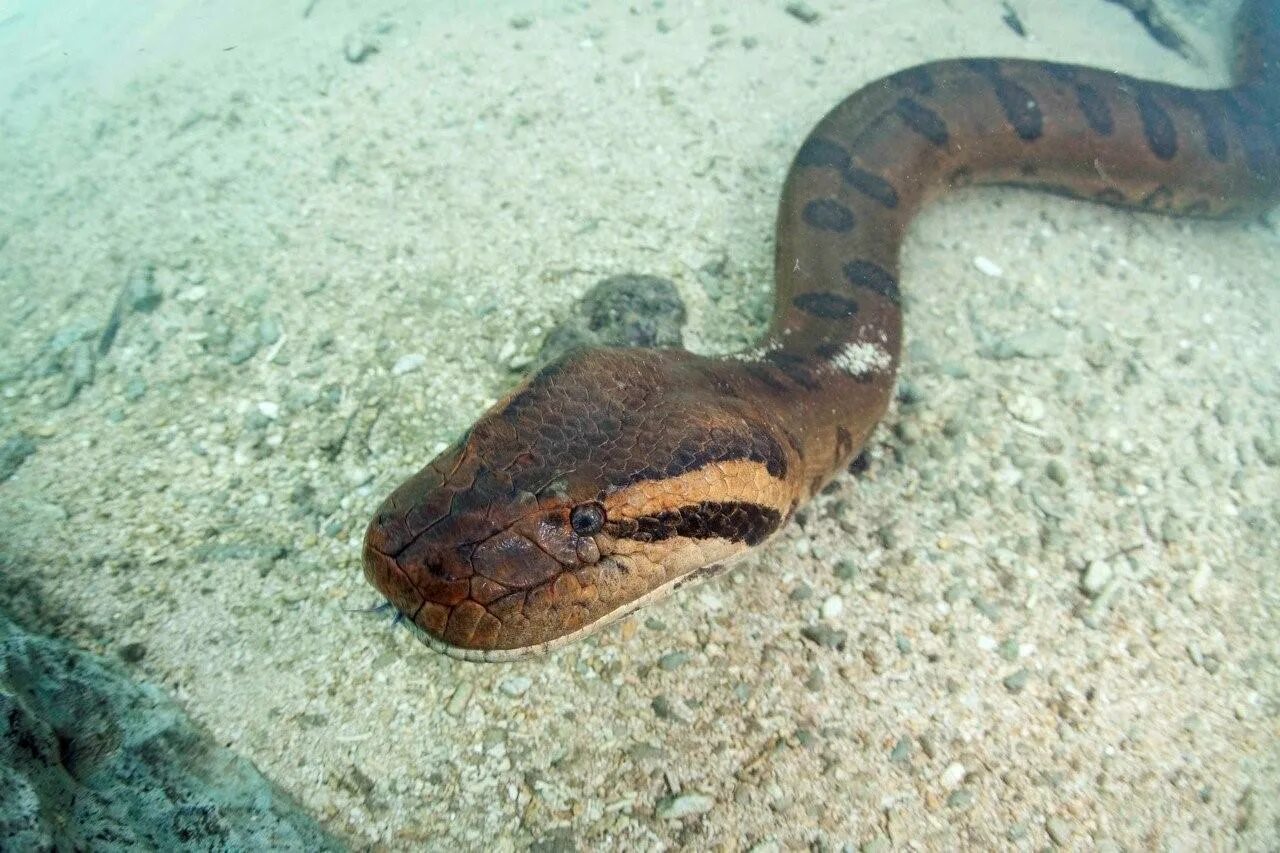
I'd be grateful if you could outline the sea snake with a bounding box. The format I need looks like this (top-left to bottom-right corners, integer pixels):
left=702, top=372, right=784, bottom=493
left=362, top=1, right=1280, bottom=661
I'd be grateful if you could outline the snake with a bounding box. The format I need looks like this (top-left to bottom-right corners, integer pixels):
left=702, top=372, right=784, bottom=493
left=362, top=1, right=1280, bottom=661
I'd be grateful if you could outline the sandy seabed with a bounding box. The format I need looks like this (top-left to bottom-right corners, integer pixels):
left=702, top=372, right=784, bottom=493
left=1, top=0, right=1278, bottom=849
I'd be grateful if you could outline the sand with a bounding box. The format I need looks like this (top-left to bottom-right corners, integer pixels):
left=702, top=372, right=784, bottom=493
left=1, top=0, right=1278, bottom=849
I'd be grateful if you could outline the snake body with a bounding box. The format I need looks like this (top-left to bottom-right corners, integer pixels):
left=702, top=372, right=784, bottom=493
left=363, top=1, right=1280, bottom=661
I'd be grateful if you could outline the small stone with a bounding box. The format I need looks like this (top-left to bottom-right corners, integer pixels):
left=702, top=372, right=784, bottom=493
left=820, top=595, right=844, bottom=620
left=946, top=788, right=975, bottom=809
left=889, top=736, right=912, bottom=764
left=226, top=329, right=260, bottom=365
left=509, top=15, right=533, bottom=29
left=785, top=1, right=821, bottom=23
left=655, top=792, right=714, bottom=819
left=834, top=559, right=858, bottom=580
left=117, top=642, right=146, bottom=663
left=1005, top=394, right=1046, bottom=423
left=258, top=315, right=283, bottom=346
left=445, top=683, right=473, bottom=716
left=392, top=353, right=426, bottom=375
left=1188, top=562, right=1212, bottom=603
left=973, top=255, right=1003, bottom=277
left=498, top=676, right=531, bottom=697
left=1080, top=559, right=1112, bottom=596
left=651, top=694, right=679, bottom=720
left=1045, top=816, right=1072, bottom=846
left=1003, top=668, right=1030, bottom=693
left=1045, top=459, right=1069, bottom=485
left=800, top=624, right=846, bottom=649
left=940, top=761, right=966, bottom=788
left=658, top=651, right=691, bottom=672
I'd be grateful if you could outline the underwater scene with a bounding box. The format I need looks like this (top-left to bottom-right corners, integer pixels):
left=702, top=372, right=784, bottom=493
left=1, top=0, right=1278, bottom=849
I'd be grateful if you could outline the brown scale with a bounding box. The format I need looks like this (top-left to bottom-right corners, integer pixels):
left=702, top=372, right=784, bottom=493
left=364, top=0, right=1280, bottom=660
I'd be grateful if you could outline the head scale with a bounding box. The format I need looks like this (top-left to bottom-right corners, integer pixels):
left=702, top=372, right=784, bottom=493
left=361, top=347, right=795, bottom=660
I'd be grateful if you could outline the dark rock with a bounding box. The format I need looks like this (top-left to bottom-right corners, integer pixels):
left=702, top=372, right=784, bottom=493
left=0, top=435, right=36, bottom=483
left=0, top=611, right=342, bottom=851
left=536, top=274, right=686, bottom=367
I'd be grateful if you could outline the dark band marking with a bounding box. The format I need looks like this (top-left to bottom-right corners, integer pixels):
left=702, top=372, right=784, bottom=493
left=1043, top=64, right=1077, bottom=83
left=744, top=363, right=791, bottom=395
left=802, top=198, right=856, bottom=232
left=619, top=428, right=787, bottom=488
left=844, top=165, right=900, bottom=208
left=1176, top=92, right=1228, bottom=161
left=842, top=259, right=901, bottom=305
left=993, top=77, right=1043, bottom=141
left=895, top=97, right=949, bottom=146
left=964, top=58, right=1001, bottom=76
left=795, top=136, right=851, bottom=170
left=793, top=291, right=859, bottom=319
left=611, top=501, right=783, bottom=547
left=1136, top=89, right=1177, bottom=160
left=1074, top=83, right=1114, bottom=135
left=890, top=66, right=935, bottom=96
left=765, top=350, right=822, bottom=390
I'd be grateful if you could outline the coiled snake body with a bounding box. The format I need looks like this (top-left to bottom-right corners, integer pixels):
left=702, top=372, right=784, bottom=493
left=364, top=1, right=1280, bottom=661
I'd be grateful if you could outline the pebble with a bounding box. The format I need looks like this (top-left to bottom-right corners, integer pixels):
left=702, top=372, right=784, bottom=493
left=785, top=1, right=821, bottom=24
left=820, top=595, right=843, bottom=620
left=655, top=792, right=714, bottom=819
left=1045, top=458, right=1069, bottom=485
left=445, top=683, right=473, bottom=716
left=990, top=326, right=1066, bottom=360
left=800, top=624, right=846, bottom=649
left=1188, top=562, right=1212, bottom=603
left=498, top=676, right=531, bottom=697
left=392, top=353, right=427, bottom=376
left=1045, top=816, right=1072, bottom=846
left=1003, top=668, right=1030, bottom=693
left=1005, top=394, right=1046, bottom=423
left=940, top=761, right=966, bottom=788
left=973, top=255, right=1003, bottom=277
left=834, top=559, right=858, bottom=580
left=1080, top=560, right=1112, bottom=596
left=946, top=788, right=975, bottom=809
left=509, top=15, right=533, bottom=29
left=658, top=651, right=691, bottom=672
left=889, top=736, right=912, bottom=764
left=226, top=329, right=260, bottom=365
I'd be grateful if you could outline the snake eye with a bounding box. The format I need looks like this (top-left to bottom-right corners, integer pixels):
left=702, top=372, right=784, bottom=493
left=569, top=502, right=606, bottom=536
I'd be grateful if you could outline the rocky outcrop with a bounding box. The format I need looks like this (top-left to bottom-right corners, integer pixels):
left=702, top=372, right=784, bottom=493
left=0, top=612, right=343, bottom=851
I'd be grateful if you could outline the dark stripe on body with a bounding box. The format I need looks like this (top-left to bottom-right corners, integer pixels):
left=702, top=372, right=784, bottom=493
left=765, top=350, right=822, bottom=390
left=993, top=77, right=1043, bottom=140
left=1136, top=89, right=1178, bottom=159
left=843, top=259, right=901, bottom=304
left=607, top=501, right=783, bottom=547
left=793, top=292, right=859, bottom=319
left=1075, top=83, right=1114, bottom=135
left=895, top=97, right=949, bottom=146
left=618, top=428, right=787, bottom=487
left=802, top=198, right=856, bottom=232
left=890, top=66, right=935, bottom=96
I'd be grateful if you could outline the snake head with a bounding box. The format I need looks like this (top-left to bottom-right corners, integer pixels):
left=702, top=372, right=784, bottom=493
left=362, top=347, right=798, bottom=661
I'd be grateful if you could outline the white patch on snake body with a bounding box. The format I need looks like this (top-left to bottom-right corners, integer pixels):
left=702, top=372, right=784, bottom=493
left=729, top=340, right=781, bottom=362
left=829, top=341, right=892, bottom=377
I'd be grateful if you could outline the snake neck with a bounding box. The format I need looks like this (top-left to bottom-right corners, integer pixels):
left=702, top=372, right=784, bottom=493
left=739, top=2, right=1280, bottom=495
